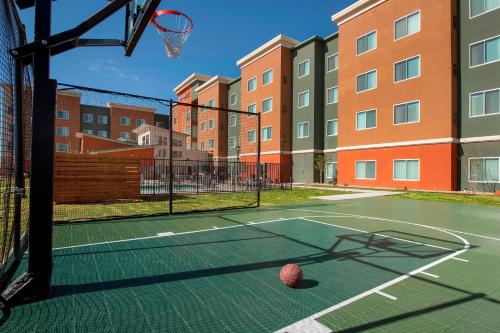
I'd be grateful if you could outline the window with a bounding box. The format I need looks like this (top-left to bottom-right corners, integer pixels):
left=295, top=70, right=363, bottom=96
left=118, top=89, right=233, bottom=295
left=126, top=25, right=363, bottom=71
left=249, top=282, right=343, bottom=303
left=298, top=59, right=310, bottom=77
left=186, top=111, right=191, bottom=121
left=136, top=119, right=145, bottom=127
left=298, top=122, right=309, bottom=138
left=326, top=162, right=338, bottom=179
left=120, top=117, right=131, bottom=126
left=98, top=115, right=108, bottom=124
left=356, top=161, right=376, bottom=179
left=395, top=11, right=420, bottom=40
left=357, top=31, right=377, bottom=55
left=230, top=115, right=237, bottom=127
left=298, top=90, right=310, bottom=108
left=262, top=126, right=272, bottom=141
left=56, top=111, right=69, bottom=120
left=192, top=143, right=197, bottom=150
left=201, top=141, right=206, bottom=150
left=326, top=119, right=338, bottom=136
left=229, top=137, right=237, bottom=149
left=469, top=157, right=500, bottom=182
left=470, top=0, right=500, bottom=18
left=173, top=117, right=177, bottom=125
left=209, top=98, right=215, bottom=107
left=55, top=143, right=69, bottom=153
left=262, top=98, right=273, bottom=113
left=263, top=69, right=273, bottom=85
left=83, top=114, right=93, bottom=123
left=394, top=160, right=420, bottom=181
left=98, top=130, right=107, bottom=138
left=83, top=129, right=93, bottom=135
left=247, top=77, right=257, bottom=92
left=470, top=36, right=500, bottom=67
left=209, top=119, right=215, bottom=129
left=200, top=122, right=206, bottom=132
left=230, top=93, right=237, bottom=105
left=327, top=86, right=338, bottom=104
left=356, top=109, right=377, bottom=130
left=56, top=127, right=69, bottom=136
left=356, top=70, right=377, bottom=92
left=201, top=103, right=206, bottom=112
left=470, top=88, right=500, bottom=117
left=394, top=101, right=420, bottom=124
left=248, top=130, right=257, bottom=143
left=248, top=103, right=257, bottom=115
left=327, top=53, right=338, bottom=72
left=142, top=135, right=150, bottom=146
left=120, top=131, right=130, bottom=139
left=395, top=56, right=420, bottom=82
left=208, top=139, right=214, bottom=149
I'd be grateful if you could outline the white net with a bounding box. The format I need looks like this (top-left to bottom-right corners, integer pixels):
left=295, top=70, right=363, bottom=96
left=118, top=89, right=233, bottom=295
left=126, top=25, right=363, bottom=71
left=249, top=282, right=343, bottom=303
left=152, top=10, right=192, bottom=59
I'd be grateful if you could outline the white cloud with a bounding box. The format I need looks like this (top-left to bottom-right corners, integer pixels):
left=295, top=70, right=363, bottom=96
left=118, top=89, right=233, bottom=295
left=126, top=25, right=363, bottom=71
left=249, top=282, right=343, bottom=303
left=81, top=59, right=140, bottom=81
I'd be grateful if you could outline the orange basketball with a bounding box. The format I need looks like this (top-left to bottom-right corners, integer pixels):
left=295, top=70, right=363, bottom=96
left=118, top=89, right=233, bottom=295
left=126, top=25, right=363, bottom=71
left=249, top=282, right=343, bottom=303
left=279, top=264, right=303, bottom=287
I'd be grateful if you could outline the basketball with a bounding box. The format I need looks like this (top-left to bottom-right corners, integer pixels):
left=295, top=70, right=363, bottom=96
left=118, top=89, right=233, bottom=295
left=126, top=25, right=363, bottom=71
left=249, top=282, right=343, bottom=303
left=279, top=264, right=303, bottom=288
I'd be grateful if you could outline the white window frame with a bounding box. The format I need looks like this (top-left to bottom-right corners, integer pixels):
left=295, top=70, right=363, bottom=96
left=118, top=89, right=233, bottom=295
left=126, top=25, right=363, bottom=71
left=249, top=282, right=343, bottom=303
left=325, top=162, right=338, bottom=179
left=468, top=157, right=500, bottom=183
left=247, top=103, right=257, bottom=115
left=469, top=35, right=500, bottom=68
left=230, top=93, right=237, bottom=105
left=55, top=143, right=69, bottom=153
left=120, top=117, right=131, bottom=126
left=326, top=53, right=339, bottom=73
left=200, top=121, right=206, bottom=132
left=209, top=118, right=215, bottom=129
left=297, top=121, right=310, bottom=139
left=247, top=129, right=257, bottom=143
left=98, top=115, right=108, bottom=124
left=83, top=113, right=93, bottom=123
left=200, top=103, right=207, bottom=113
left=356, top=109, right=377, bottom=131
left=56, top=110, right=69, bottom=120
left=394, top=10, right=421, bottom=41
left=356, top=69, right=377, bottom=93
left=469, top=0, right=500, bottom=19
left=327, top=86, right=338, bottom=104
left=120, top=131, right=130, bottom=139
left=469, top=88, right=500, bottom=117
left=298, top=90, right=310, bottom=108
left=326, top=119, right=338, bottom=137
left=209, top=98, right=216, bottom=107
left=394, top=55, right=421, bottom=83
left=356, top=30, right=377, bottom=56
left=136, top=119, right=145, bottom=127
left=229, top=115, right=237, bottom=127
left=83, top=129, right=93, bottom=135
left=355, top=160, right=377, bottom=180
left=262, top=126, right=272, bottom=141
left=98, top=130, right=107, bottom=138
left=56, top=127, right=69, bottom=137
left=247, top=77, right=257, bottom=92
left=393, top=100, right=421, bottom=125
left=200, top=141, right=206, bottom=150
left=208, top=139, right=214, bottom=149
left=298, top=59, right=310, bottom=78
left=393, top=159, right=421, bottom=181
left=262, top=97, right=273, bottom=113
left=229, top=136, right=237, bottom=149
left=262, top=68, right=273, bottom=86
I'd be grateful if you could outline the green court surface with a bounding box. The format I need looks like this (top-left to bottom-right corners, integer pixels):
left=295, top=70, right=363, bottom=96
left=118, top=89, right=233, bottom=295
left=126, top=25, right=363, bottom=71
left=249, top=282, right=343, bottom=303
left=1, top=197, right=499, bottom=332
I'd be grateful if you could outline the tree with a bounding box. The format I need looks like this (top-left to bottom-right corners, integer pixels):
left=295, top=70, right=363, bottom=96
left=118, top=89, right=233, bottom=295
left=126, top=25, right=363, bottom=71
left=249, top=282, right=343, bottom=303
left=314, top=154, right=327, bottom=184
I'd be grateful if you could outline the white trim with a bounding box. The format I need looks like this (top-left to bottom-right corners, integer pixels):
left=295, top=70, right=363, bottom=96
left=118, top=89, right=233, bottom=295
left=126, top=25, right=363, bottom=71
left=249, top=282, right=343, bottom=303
left=297, top=121, right=310, bottom=138
left=230, top=93, right=238, bottom=106
left=355, top=160, right=377, bottom=180
left=469, top=35, right=500, bottom=68
left=247, top=129, right=257, bottom=143
left=173, top=73, right=211, bottom=95
left=229, top=114, right=237, bottom=127
left=326, top=86, right=338, bottom=105
left=247, top=103, right=257, bottom=115
left=323, top=148, right=339, bottom=153
left=195, top=75, right=233, bottom=94
left=470, top=0, right=500, bottom=19
left=298, top=59, right=311, bottom=78
left=291, top=149, right=323, bottom=154
left=326, top=119, right=338, bottom=137
left=262, top=125, right=273, bottom=141
left=326, top=53, right=339, bottom=73
left=394, top=55, right=421, bottom=83
left=469, top=88, right=500, bottom=118
left=338, top=137, right=458, bottom=151
left=262, top=68, right=273, bottom=86
left=393, top=100, right=421, bottom=125
left=325, top=161, right=338, bottom=179
left=460, top=135, right=500, bottom=143
left=229, top=136, right=237, bottom=149
left=394, top=10, right=421, bottom=41
left=262, top=97, right=273, bottom=113
left=298, top=90, right=310, bottom=108
left=356, top=69, right=377, bottom=93
left=356, top=30, right=377, bottom=56
left=356, top=108, right=377, bottom=131
left=468, top=157, right=500, bottom=183
left=331, top=0, right=387, bottom=26
left=393, top=159, right=421, bottom=181
left=247, top=76, right=257, bottom=92
left=236, top=35, right=299, bottom=68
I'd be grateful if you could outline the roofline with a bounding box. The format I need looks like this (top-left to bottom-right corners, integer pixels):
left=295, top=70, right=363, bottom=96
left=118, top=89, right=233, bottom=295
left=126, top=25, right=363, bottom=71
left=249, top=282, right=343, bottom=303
left=324, top=31, right=339, bottom=42
left=293, top=35, right=324, bottom=50
left=76, top=132, right=138, bottom=146
left=107, top=102, right=155, bottom=113
left=173, top=73, right=212, bottom=95
left=229, top=77, right=241, bottom=85
left=236, top=34, right=300, bottom=68
left=331, top=0, right=387, bottom=26
left=195, top=75, right=234, bottom=95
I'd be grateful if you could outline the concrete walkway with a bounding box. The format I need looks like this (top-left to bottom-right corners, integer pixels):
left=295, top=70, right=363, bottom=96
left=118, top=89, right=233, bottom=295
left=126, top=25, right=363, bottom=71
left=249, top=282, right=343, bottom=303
left=294, top=185, right=399, bottom=201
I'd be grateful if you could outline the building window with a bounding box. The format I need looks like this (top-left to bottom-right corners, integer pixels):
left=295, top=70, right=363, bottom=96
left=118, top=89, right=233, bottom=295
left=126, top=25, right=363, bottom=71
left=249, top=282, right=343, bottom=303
left=326, top=119, right=338, bottom=136
left=327, top=86, right=338, bottom=104
left=56, top=110, right=69, bottom=120
left=262, top=98, right=273, bottom=113
left=186, top=110, right=191, bottom=121
left=470, top=36, right=500, bottom=67
left=298, top=90, right=310, bottom=108
left=470, top=88, right=500, bottom=117
left=395, top=56, right=420, bottom=82
left=229, top=137, right=237, bottom=149
left=120, top=131, right=130, bottom=139
left=327, top=53, right=338, bottom=72
left=248, top=103, right=257, bottom=115
left=262, top=126, right=272, bottom=141
left=173, top=117, right=177, bottom=125
left=326, top=162, right=338, bottom=179
left=229, top=115, right=237, bottom=127
left=56, top=127, right=69, bottom=136
left=356, top=109, right=377, bottom=130
left=120, top=117, right=131, bottom=126
left=355, top=161, right=376, bottom=180
left=248, top=129, right=257, bottom=143
left=83, top=129, right=93, bottom=135
left=298, top=59, right=310, bottom=78
left=394, top=160, right=420, bottom=181
left=230, top=93, right=237, bottom=105
left=209, top=98, right=215, bottom=107
left=298, top=122, right=309, bottom=138
left=83, top=113, right=93, bottom=123
left=136, top=119, right=145, bottom=127
left=394, top=101, right=420, bottom=124
left=55, top=143, right=69, bottom=153
left=395, top=11, right=420, bottom=40
left=247, top=77, right=257, bottom=92
left=263, top=69, right=273, bottom=85
left=470, top=0, right=500, bottom=18
left=98, top=115, right=108, bottom=124
left=469, top=157, right=500, bottom=182
left=356, top=70, right=377, bottom=92
left=201, top=141, right=206, bottom=150
left=200, top=122, right=206, bottom=132
left=98, top=130, right=107, bottom=138
left=201, top=103, right=206, bottom=112
left=357, top=31, right=377, bottom=55
left=208, top=139, right=214, bottom=149
left=209, top=119, right=215, bottom=129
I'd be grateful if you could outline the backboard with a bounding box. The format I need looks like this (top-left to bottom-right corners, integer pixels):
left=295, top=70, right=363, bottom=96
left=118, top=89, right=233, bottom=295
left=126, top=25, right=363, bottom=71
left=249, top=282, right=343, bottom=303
left=124, top=0, right=161, bottom=56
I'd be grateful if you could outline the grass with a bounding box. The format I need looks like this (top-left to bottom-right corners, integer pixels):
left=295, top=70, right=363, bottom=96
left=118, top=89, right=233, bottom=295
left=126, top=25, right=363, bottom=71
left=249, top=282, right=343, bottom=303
left=53, top=188, right=347, bottom=223
left=396, top=191, right=500, bottom=206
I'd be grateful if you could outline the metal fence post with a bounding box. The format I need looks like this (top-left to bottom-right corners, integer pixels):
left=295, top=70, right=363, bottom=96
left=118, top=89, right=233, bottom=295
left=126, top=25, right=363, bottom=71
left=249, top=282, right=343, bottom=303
left=168, top=99, right=173, bottom=214
left=196, top=160, right=200, bottom=194
left=257, top=113, right=261, bottom=207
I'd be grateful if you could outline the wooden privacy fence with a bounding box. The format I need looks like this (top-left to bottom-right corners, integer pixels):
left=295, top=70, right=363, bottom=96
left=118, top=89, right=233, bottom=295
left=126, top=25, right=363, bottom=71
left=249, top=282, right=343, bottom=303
left=54, top=153, right=140, bottom=204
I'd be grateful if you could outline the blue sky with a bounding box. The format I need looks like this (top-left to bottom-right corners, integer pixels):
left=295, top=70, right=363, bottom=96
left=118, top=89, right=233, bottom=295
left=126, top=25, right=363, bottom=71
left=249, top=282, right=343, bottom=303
left=19, top=0, right=355, bottom=100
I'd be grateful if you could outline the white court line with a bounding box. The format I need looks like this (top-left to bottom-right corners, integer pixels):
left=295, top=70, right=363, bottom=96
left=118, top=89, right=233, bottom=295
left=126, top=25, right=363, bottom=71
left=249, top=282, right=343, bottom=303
left=420, top=271, right=439, bottom=278
left=451, top=257, right=469, bottom=262
left=375, top=290, right=398, bottom=301
left=156, top=232, right=175, bottom=237
left=288, top=208, right=500, bottom=243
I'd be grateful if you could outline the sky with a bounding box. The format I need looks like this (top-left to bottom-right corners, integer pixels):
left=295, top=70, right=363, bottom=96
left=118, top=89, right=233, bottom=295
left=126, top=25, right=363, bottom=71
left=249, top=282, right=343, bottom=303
left=19, top=0, right=356, bottom=100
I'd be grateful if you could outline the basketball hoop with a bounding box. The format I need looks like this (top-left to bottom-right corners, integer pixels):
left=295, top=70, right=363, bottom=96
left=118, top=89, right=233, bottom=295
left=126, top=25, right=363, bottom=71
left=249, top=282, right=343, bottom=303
left=150, top=9, right=193, bottom=58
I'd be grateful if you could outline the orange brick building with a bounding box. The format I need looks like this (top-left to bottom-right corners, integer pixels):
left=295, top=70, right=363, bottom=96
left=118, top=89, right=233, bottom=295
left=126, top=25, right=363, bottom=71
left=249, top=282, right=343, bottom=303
left=108, top=103, right=155, bottom=141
